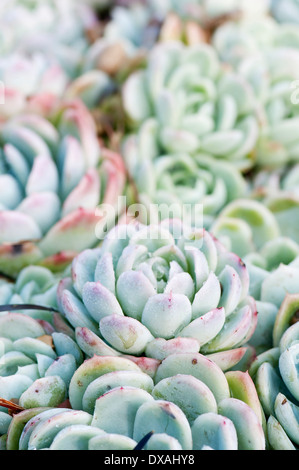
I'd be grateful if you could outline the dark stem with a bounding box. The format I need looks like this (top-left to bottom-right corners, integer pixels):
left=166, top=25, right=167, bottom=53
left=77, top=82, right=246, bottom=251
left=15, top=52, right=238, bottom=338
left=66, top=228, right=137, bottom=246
left=0, top=304, right=60, bottom=313
left=133, top=431, right=154, bottom=450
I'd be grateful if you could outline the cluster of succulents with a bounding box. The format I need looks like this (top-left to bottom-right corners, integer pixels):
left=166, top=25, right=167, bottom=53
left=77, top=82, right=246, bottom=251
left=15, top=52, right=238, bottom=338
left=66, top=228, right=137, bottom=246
left=0, top=0, right=299, bottom=452
left=0, top=99, right=126, bottom=277
left=2, top=354, right=266, bottom=450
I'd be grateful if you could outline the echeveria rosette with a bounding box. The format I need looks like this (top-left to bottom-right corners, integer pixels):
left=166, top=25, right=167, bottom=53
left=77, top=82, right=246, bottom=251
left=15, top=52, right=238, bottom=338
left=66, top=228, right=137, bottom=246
left=0, top=100, right=127, bottom=278
left=271, top=0, right=299, bottom=24
left=57, top=220, right=258, bottom=375
left=210, top=199, right=282, bottom=260
left=0, top=262, right=79, bottom=340
left=249, top=298, right=299, bottom=450
left=3, top=354, right=266, bottom=450
left=210, top=195, right=299, bottom=269
left=200, top=198, right=299, bottom=355
left=213, top=21, right=299, bottom=168
left=236, top=47, right=299, bottom=169
left=239, top=235, right=299, bottom=355
left=0, top=267, right=86, bottom=434
left=122, top=41, right=259, bottom=172
left=0, top=53, right=70, bottom=121
left=149, top=0, right=270, bottom=24
left=251, top=164, right=299, bottom=245
left=0, top=275, right=85, bottom=429
left=212, top=16, right=278, bottom=68
left=212, top=9, right=299, bottom=68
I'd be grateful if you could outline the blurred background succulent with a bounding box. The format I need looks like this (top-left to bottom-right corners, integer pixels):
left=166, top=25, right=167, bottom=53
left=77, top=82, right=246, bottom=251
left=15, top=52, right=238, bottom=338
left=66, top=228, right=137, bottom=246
left=122, top=41, right=259, bottom=173
left=209, top=198, right=299, bottom=356
left=212, top=3, right=299, bottom=68
left=0, top=327, right=83, bottom=410
left=210, top=8, right=299, bottom=175
left=0, top=262, right=88, bottom=439
left=210, top=199, right=281, bottom=260
left=0, top=99, right=127, bottom=278
left=103, top=1, right=161, bottom=52
left=0, top=0, right=97, bottom=78
left=249, top=298, right=299, bottom=450
left=271, top=0, right=299, bottom=24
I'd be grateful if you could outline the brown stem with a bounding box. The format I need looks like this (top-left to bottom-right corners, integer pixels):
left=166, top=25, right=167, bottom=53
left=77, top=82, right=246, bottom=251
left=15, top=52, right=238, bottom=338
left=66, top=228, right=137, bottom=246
left=0, top=398, right=25, bottom=416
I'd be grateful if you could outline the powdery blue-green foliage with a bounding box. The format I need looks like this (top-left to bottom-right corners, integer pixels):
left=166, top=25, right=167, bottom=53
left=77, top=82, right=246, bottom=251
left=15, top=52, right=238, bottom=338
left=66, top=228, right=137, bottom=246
left=250, top=307, right=299, bottom=450
left=122, top=41, right=259, bottom=172
left=0, top=101, right=126, bottom=277
left=0, top=0, right=298, bottom=453
left=58, top=221, right=257, bottom=369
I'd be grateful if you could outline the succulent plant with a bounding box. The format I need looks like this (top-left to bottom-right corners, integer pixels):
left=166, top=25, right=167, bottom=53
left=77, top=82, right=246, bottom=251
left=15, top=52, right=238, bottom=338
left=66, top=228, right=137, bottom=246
left=0, top=261, right=86, bottom=415
left=57, top=220, right=258, bottom=373
left=122, top=41, right=259, bottom=173
left=212, top=10, right=299, bottom=67
left=210, top=194, right=299, bottom=265
left=0, top=0, right=297, bottom=453
left=249, top=296, right=299, bottom=449
left=0, top=265, right=60, bottom=323
left=123, top=125, right=248, bottom=230
left=212, top=18, right=299, bottom=173
left=0, top=99, right=126, bottom=278
left=236, top=47, right=299, bottom=169
left=0, top=310, right=83, bottom=422
left=0, top=51, right=115, bottom=120
left=248, top=248, right=299, bottom=308
left=244, top=242, right=299, bottom=355
left=149, top=0, right=270, bottom=24
left=0, top=329, right=83, bottom=410
left=2, top=354, right=266, bottom=450
left=0, top=0, right=118, bottom=115
left=0, top=0, right=98, bottom=78
left=103, top=2, right=161, bottom=52
left=210, top=199, right=281, bottom=259
left=212, top=16, right=279, bottom=67
left=209, top=198, right=299, bottom=355
left=0, top=53, right=70, bottom=120
left=211, top=13, right=299, bottom=169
